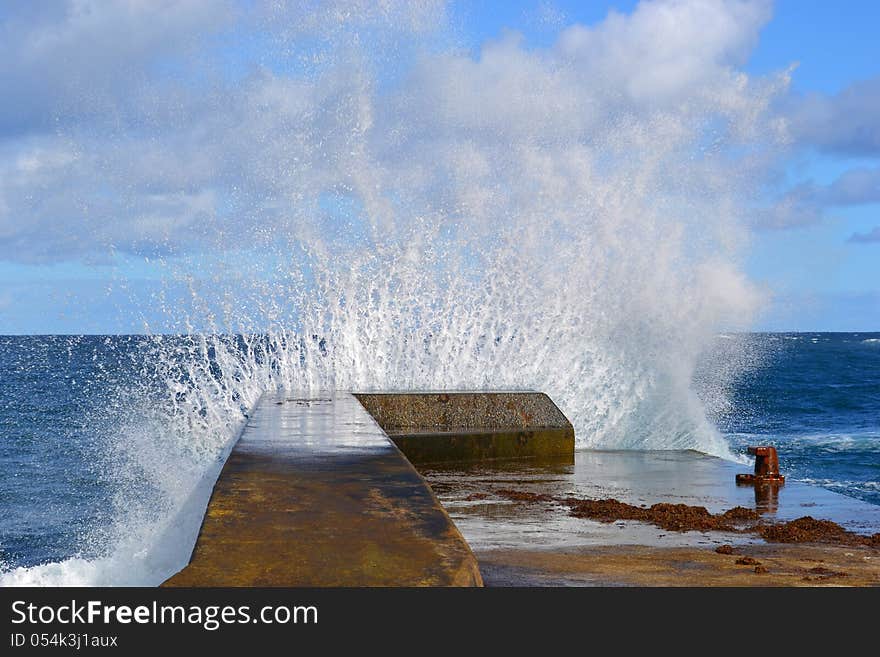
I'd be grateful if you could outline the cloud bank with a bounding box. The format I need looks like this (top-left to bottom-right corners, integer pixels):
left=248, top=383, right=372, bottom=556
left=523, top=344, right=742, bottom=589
left=790, top=77, right=880, bottom=157
left=0, top=0, right=790, bottom=264
left=756, top=76, right=880, bottom=233
left=756, top=165, right=880, bottom=229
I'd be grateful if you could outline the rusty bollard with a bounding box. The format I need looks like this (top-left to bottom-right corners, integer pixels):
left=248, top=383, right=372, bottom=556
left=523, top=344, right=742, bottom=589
left=736, top=446, right=785, bottom=485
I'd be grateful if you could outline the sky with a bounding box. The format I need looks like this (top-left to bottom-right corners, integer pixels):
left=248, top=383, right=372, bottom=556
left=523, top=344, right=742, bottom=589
left=0, top=0, right=878, bottom=334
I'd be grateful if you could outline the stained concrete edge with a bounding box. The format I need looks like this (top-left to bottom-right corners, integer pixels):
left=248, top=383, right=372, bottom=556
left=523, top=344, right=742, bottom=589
left=354, top=392, right=575, bottom=463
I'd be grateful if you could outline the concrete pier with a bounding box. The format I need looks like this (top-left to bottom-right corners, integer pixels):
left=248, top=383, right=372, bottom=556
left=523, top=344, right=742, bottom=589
left=163, top=393, right=483, bottom=586
left=354, top=392, right=574, bottom=464
left=161, top=391, right=880, bottom=587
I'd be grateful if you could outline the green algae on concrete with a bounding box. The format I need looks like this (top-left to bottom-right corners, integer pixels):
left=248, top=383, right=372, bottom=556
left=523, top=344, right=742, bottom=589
left=163, top=393, right=482, bottom=587
left=354, top=392, right=574, bottom=464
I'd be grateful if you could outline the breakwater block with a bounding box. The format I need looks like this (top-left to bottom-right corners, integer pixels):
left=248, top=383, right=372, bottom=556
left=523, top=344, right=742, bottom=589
left=162, top=393, right=482, bottom=587
left=354, top=392, right=575, bottom=464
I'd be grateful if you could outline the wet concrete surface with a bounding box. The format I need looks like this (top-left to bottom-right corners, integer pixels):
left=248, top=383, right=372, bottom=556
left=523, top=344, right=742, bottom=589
left=164, top=393, right=481, bottom=586
left=421, top=450, right=880, bottom=586
left=421, top=450, right=880, bottom=550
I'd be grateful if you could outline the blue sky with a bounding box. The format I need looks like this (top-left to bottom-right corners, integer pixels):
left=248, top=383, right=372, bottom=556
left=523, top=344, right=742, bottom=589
left=1, top=0, right=878, bottom=334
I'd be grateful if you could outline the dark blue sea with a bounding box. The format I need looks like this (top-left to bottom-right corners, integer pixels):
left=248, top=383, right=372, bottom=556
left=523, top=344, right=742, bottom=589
left=1, top=332, right=878, bottom=583
left=721, top=333, right=880, bottom=507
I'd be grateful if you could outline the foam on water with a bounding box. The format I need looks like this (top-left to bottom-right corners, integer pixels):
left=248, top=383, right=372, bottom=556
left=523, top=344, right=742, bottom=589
left=2, top=1, right=789, bottom=585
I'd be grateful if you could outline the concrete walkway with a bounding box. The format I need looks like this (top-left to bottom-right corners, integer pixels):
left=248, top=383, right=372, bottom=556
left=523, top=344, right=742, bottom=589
left=163, top=393, right=482, bottom=586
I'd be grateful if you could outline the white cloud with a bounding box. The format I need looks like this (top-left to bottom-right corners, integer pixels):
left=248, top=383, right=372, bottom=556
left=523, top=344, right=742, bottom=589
left=0, top=0, right=786, bottom=263
left=756, top=76, right=880, bottom=232
left=790, top=77, right=880, bottom=157
left=556, top=0, right=772, bottom=103
left=825, top=166, right=880, bottom=206
left=0, top=0, right=235, bottom=136
left=754, top=166, right=880, bottom=230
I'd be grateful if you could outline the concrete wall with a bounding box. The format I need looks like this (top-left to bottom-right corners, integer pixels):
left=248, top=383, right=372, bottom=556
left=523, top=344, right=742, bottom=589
left=354, top=392, right=574, bottom=463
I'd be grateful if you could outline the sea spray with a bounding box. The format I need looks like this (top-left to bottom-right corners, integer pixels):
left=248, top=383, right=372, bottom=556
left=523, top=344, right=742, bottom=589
left=1, top=0, right=790, bottom=585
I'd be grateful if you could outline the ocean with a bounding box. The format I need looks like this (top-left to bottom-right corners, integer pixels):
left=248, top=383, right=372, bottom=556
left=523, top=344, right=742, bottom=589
left=0, top=332, right=878, bottom=584
left=720, top=333, right=880, bottom=507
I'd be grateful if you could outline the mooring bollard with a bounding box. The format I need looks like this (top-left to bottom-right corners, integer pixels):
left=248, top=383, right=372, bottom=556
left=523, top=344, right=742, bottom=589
left=736, top=446, right=785, bottom=485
